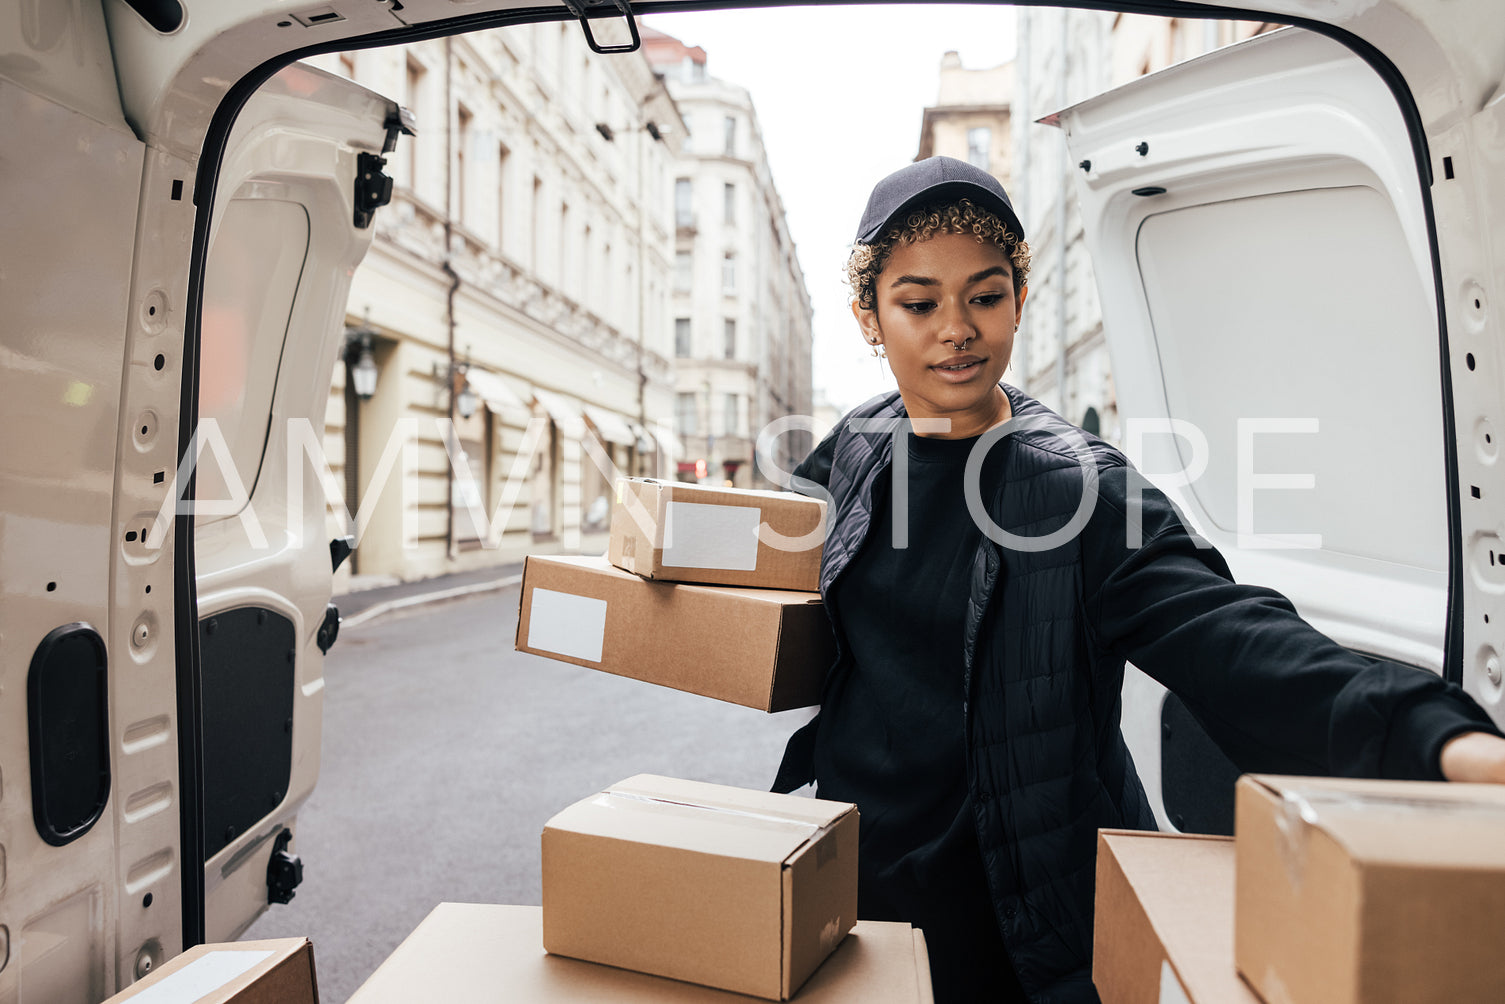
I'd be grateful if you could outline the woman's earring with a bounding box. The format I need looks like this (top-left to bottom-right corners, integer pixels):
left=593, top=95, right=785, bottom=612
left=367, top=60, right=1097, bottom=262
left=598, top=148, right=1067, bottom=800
left=868, top=338, right=886, bottom=359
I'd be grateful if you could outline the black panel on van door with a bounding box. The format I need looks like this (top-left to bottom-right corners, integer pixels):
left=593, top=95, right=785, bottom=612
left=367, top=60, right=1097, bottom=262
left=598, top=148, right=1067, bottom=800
left=199, top=607, right=296, bottom=858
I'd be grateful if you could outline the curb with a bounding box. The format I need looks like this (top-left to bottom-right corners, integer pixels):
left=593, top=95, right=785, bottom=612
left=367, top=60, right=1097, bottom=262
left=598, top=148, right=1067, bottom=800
left=341, top=573, right=523, bottom=629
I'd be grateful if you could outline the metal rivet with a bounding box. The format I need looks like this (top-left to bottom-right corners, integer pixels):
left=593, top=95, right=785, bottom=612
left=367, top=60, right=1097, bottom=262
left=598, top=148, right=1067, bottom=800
left=134, top=947, right=153, bottom=979
left=132, top=622, right=151, bottom=648
left=1487, top=656, right=1502, bottom=687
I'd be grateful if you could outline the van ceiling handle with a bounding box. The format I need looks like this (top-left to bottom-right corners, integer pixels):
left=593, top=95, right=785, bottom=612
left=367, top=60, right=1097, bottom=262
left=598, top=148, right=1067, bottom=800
left=561, top=0, right=641, bottom=55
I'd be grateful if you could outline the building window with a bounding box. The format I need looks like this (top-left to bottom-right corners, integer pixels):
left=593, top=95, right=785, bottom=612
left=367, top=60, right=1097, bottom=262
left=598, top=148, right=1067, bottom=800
left=401, top=57, right=426, bottom=189
left=559, top=201, right=570, bottom=289
left=675, top=318, right=692, bottom=357
left=455, top=104, right=472, bottom=223
left=676, top=391, right=699, bottom=436
left=723, top=393, right=739, bottom=437
left=723, top=115, right=736, bottom=155
left=967, top=127, right=991, bottom=171
left=531, top=176, right=543, bottom=269
left=721, top=253, right=736, bottom=293
left=497, top=143, right=510, bottom=251
left=674, top=251, right=693, bottom=293
left=723, top=318, right=736, bottom=360
left=452, top=407, right=491, bottom=545
left=675, top=177, right=693, bottom=228
left=723, top=183, right=735, bottom=225
left=531, top=414, right=559, bottom=539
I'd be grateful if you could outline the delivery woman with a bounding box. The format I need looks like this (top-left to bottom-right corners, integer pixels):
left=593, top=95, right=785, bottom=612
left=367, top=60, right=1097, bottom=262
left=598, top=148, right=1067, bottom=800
left=772, top=156, right=1505, bottom=1003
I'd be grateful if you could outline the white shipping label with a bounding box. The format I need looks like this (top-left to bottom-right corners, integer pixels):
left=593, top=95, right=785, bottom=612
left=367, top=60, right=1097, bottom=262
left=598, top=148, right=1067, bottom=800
left=527, top=588, right=607, bottom=663
left=1158, top=960, right=1192, bottom=1004
left=126, top=950, right=275, bottom=1004
left=661, top=501, right=760, bottom=570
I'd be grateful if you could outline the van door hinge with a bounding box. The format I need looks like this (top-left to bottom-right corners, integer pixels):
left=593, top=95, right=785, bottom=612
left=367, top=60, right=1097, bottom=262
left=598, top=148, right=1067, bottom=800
left=561, top=0, right=640, bottom=54
left=354, top=151, right=392, bottom=229
left=382, top=106, right=417, bottom=154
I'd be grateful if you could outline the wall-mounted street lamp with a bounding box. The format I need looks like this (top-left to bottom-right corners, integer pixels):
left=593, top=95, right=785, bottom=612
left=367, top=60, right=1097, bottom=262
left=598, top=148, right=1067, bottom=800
left=433, top=355, right=480, bottom=420
left=343, top=322, right=380, bottom=400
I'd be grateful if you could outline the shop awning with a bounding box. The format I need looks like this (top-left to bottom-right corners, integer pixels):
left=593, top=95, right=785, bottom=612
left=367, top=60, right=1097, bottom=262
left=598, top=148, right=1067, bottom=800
left=462, top=368, right=530, bottom=419
left=583, top=406, right=637, bottom=446
left=532, top=388, right=587, bottom=439
left=653, top=427, right=684, bottom=460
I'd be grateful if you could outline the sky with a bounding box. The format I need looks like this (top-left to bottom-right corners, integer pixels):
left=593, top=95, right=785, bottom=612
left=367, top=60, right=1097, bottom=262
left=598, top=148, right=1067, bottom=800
left=639, top=5, right=1019, bottom=414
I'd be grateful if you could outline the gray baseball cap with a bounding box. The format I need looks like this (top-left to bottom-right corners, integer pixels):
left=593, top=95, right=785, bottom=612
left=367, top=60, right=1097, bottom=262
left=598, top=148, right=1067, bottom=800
left=855, top=155, right=1025, bottom=244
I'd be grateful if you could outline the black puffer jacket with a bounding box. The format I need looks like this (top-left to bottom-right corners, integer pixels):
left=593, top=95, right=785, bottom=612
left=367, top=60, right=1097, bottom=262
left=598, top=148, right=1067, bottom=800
left=775, top=385, right=1496, bottom=1003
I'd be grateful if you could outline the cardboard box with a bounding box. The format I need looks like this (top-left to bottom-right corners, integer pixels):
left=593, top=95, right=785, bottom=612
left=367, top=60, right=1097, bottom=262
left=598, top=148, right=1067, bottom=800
left=1092, top=830, right=1260, bottom=1004
left=1234, top=774, right=1505, bottom=1004
left=609, top=478, right=825, bottom=591
left=541, top=774, right=859, bottom=1000
left=348, top=904, right=929, bottom=1004
left=104, top=938, right=317, bottom=1003
left=515, top=554, right=832, bottom=712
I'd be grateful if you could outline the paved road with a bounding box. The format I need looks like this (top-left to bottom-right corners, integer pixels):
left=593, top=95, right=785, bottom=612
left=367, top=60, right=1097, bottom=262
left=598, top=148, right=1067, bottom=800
left=244, top=582, right=814, bottom=1002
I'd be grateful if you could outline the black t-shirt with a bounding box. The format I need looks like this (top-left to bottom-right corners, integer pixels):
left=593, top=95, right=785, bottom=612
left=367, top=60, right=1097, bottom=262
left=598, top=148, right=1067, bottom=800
left=815, top=430, right=1027, bottom=1002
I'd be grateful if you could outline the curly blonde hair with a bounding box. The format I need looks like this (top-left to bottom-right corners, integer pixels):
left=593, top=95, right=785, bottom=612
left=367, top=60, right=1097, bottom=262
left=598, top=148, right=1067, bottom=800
left=847, top=198, right=1030, bottom=310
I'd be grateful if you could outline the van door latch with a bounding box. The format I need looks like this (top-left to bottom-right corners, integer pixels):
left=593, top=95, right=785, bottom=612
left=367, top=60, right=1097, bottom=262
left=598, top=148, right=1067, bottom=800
left=267, top=828, right=304, bottom=905
left=561, top=0, right=640, bottom=54
left=315, top=603, right=340, bottom=654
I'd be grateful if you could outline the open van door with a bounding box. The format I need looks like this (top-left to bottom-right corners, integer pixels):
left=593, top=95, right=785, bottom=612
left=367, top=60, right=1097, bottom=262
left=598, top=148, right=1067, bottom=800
left=1049, top=26, right=1502, bottom=832
left=0, top=8, right=401, bottom=990
left=187, top=63, right=403, bottom=944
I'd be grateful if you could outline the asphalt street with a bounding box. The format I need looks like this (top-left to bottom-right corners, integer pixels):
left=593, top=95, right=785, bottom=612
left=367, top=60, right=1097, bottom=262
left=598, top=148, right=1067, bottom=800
left=243, top=579, right=815, bottom=1002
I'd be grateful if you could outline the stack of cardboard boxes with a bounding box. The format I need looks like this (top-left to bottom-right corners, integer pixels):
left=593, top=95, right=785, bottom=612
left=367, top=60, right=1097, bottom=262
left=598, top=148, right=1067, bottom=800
left=1093, top=774, right=1505, bottom=1004
left=515, top=479, right=834, bottom=711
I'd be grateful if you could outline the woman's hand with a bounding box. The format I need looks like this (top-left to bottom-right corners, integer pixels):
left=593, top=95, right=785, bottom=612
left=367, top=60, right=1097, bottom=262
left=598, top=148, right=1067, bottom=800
left=1439, top=731, right=1505, bottom=783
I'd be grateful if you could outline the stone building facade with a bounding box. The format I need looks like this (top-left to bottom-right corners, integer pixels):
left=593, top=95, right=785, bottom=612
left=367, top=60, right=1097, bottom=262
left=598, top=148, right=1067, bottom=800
left=304, top=24, right=685, bottom=586
left=642, top=27, right=814, bottom=489
left=917, top=52, right=1014, bottom=184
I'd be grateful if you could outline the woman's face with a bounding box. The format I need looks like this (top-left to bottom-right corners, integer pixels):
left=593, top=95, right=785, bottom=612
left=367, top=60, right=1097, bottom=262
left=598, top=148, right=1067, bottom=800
left=854, top=231, right=1027, bottom=438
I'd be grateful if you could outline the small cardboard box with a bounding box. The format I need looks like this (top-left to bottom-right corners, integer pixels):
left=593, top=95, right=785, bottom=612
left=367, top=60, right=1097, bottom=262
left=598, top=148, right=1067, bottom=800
left=1234, top=774, right=1505, bottom=1004
left=515, top=554, right=832, bottom=712
left=609, top=478, right=825, bottom=591
left=348, top=904, right=931, bottom=1003
left=104, top=938, right=317, bottom=1003
left=541, top=774, right=860, bottom=1000
left=1092, top=830, right=1260, bottom=1004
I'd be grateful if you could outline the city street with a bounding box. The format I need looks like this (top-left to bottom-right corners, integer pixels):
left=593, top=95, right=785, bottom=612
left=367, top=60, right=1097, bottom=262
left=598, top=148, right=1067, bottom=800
left=243, top=579, right=815, bottom=1002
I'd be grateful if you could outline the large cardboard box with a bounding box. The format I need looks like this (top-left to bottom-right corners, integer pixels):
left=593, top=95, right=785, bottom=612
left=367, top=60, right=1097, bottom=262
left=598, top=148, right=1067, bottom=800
left=104, top=938, right=317, bottom=1004
left=1234, top=774, right=1505, bottom=1004
left=541, top=774, right=859, bottom=1000
left=609, top=478, right=825, bottom=591
left=1093, top=830, right=1260, bottom=1004
left=515, top=554, right=832, bottom=712
left=348, top=904, right=931, bottom=1003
